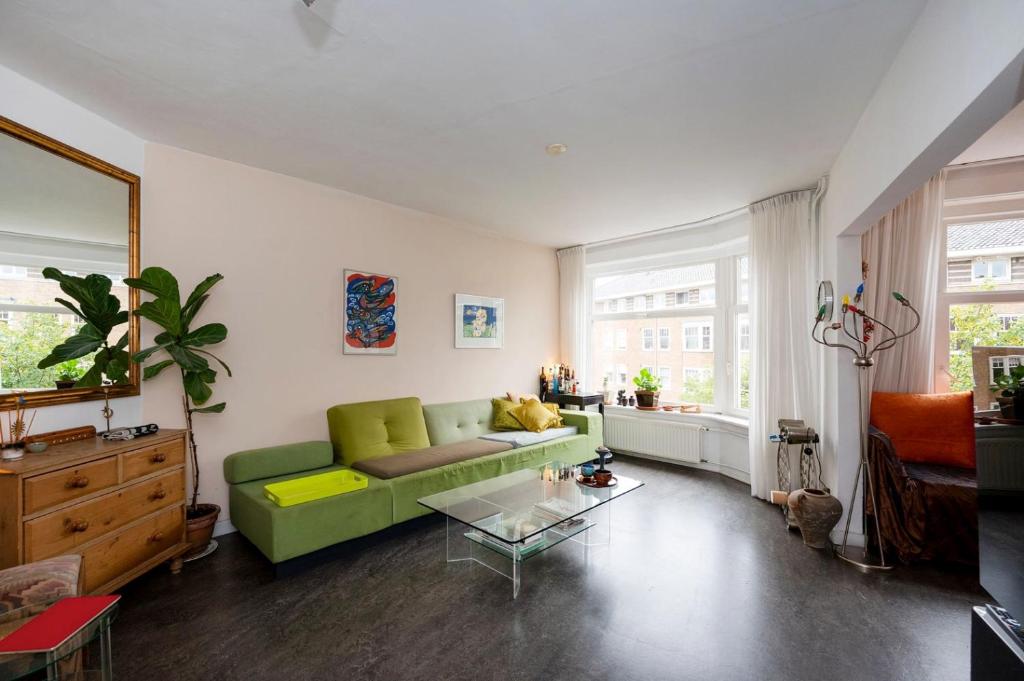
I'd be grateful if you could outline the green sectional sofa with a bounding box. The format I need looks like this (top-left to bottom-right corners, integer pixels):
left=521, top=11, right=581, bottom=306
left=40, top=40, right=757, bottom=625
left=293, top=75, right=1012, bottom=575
left=224, top=397, right=602, bottom=565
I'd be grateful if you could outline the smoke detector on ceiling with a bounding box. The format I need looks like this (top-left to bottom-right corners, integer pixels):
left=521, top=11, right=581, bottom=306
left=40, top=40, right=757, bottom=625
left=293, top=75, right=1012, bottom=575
left=545, top=143, right=568, bottom=156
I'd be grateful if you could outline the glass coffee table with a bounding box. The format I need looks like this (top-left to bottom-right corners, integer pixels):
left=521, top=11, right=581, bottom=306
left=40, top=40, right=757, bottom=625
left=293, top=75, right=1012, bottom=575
left=418, top=464, right=643, bottom=598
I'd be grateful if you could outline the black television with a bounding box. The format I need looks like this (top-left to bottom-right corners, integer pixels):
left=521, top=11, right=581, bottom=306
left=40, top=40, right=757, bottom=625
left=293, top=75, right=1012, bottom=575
left=973, top=426, right=1024, bottom=679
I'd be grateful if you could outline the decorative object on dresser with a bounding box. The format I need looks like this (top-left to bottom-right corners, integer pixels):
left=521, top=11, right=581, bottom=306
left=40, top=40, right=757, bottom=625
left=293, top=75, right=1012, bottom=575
left=125, top=267, right=231, bottom=561
left=24, top=426, right=97, bottom=448
left=453, top=293, right=503, bottom=349
left=0, top=430, right=190, bottom=594
left=1, top=395, right=37, bottom=462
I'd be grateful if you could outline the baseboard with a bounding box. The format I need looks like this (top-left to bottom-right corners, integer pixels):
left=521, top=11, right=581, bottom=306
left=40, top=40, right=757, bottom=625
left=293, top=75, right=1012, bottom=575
left=213, top=517, right=237, bottom=538
left=616, top=448, right=751, bottom=485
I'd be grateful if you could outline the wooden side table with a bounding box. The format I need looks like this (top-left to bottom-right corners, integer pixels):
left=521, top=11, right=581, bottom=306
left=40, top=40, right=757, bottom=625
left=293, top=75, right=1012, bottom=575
left=543, top=392, right=606, bottom=416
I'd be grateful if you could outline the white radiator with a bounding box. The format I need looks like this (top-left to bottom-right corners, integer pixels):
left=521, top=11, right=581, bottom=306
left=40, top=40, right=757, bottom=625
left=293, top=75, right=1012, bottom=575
left=605, top=414, right=705, bottom=464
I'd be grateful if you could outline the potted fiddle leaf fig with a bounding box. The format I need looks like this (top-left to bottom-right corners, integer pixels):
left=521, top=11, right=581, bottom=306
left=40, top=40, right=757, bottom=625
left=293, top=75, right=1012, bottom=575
left=632, top=367, right=663, bottom=408
left=992, top=365, right=1024, bottom=420
left=125, top=267, right=230, bottom=560
left=36, top=269, right=131, bottom=386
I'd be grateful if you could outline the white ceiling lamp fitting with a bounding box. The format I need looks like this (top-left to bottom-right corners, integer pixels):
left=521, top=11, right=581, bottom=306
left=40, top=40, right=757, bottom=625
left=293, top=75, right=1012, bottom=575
left=545, top=143, right=568, bottom=156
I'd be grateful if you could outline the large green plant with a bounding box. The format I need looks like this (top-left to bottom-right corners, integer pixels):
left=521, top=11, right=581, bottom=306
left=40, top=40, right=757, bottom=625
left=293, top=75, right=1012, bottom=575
left=36, top=269, right=130, bottom=386
left=125, top=267, right=230, bottom=513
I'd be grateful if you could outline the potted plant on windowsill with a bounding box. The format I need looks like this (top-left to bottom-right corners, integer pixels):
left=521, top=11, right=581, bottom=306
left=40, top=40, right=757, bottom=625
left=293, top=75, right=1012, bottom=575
left=632, top=367, right=662, bottom=409
left=992, top=365, right=1024, bottom=420
left=54, top=360, right=83, bottom=389
left=125, top=267, right=230, bottom=561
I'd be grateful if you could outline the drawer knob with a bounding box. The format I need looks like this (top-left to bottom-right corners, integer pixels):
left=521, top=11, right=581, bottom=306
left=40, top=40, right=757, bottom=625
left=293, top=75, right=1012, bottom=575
left=149, top=488, right=167, bottom=501
left=65, top=476, right=90, bottom=489
left=147, top=531, right=165, bottom=544
left=66, top=519, right=90, bottom=533
left=150, top=452, right=167, bottom=464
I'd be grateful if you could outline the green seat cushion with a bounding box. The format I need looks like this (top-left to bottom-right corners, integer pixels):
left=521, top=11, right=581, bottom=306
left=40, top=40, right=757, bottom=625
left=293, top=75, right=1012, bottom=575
left=326, top=397, right=431, bottom=466
left=422, top=399, right=497, bottom=445
left=228, top=465, right=393, bottom=563
left=223, top=441, right=334, bottom=484
left=391, top=433, right=593, bottom=523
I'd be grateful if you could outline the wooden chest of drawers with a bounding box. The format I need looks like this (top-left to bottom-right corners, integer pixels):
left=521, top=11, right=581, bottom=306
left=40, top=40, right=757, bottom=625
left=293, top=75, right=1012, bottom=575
left=0, top=430, right=190, bottom=593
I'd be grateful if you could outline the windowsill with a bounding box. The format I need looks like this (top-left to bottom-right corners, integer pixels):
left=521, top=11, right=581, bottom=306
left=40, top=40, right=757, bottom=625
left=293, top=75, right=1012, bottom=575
left=604, top=404, right=749, bottom=435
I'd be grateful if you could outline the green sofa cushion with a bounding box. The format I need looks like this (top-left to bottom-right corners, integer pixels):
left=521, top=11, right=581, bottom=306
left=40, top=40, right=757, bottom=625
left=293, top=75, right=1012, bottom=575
left=228, top=464, right=393, bottom=563
left=223, top=441, right=334, bottom=484
left=327, top=397, right=431, bottom=466
left=422, top=398, right=496, bottom=445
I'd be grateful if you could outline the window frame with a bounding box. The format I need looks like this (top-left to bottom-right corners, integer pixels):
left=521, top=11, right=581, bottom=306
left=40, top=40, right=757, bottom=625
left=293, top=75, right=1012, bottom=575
left=935, top=210, right=1024, bottom=393
left=970, top=256, right=1011, bottom=283
left=586, top=245, right=748, bottom=416
left=641, top=327, right=655, bottom=351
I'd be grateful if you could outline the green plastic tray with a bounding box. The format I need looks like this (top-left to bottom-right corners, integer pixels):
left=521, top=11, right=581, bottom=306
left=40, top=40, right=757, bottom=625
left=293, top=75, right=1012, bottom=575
left=263, top=469, right=368, bottom=507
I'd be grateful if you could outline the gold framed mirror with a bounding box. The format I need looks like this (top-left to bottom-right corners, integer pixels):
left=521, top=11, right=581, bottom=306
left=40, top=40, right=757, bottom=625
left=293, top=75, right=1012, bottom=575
left=0, top=115, right=140, bottom=409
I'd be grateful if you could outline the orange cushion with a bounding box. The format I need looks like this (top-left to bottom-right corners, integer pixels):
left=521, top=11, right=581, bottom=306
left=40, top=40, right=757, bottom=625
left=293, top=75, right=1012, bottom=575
left=869, top=392, right=975, bottom=469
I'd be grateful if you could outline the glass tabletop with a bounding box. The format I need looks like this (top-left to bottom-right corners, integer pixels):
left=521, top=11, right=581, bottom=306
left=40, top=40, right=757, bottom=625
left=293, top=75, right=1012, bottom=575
left=0, top=602, right=117, bottom=681
left=418, top=464, right=643, bottom=545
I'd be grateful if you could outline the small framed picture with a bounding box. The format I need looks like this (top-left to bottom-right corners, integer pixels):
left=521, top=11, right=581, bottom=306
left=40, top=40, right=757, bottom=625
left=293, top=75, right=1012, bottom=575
left=454, top=293, right=503, bottom=349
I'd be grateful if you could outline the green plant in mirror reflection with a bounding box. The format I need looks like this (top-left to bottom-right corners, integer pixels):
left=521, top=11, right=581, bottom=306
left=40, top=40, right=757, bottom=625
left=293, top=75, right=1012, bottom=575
left=36, top=268, right=131, bottom=387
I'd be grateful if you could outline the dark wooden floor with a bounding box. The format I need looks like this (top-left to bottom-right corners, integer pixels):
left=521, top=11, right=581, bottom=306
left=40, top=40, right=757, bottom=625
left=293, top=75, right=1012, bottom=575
left=112, top=456, right=983, bottom=681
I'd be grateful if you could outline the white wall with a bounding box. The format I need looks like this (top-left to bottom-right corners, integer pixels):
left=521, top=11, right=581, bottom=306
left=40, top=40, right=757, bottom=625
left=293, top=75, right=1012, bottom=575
left=0, top=64, right=145, bottom=432
left=820, top=0, right=1024, bottom=544
left=2, top=65, right=561, bottom=537
left=140, top=144, right=560, bottom=531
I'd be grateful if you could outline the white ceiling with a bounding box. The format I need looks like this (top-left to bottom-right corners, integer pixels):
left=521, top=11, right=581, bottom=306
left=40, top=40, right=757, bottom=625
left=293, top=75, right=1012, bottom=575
left=0, top=0, right=926, bottom=248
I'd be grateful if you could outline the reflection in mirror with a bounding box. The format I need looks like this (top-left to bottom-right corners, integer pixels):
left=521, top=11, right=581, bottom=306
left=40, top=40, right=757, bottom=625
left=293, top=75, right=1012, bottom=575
left=0, top=130, right=131, bottom=393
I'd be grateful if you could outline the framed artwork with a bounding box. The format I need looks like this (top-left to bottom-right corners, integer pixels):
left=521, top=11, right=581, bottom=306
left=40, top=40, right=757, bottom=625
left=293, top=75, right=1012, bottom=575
left=454, top=293, right=503, bottom=349
left=343, top=270, right=398, bottom=355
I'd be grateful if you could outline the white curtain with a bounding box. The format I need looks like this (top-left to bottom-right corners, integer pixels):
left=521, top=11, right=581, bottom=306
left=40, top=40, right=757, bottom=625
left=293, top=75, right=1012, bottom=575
left=556, top=246, right=588, bottom=386
left=860, top=171, right=945, bottom=393
left=748, top=191, right=820, bottom=499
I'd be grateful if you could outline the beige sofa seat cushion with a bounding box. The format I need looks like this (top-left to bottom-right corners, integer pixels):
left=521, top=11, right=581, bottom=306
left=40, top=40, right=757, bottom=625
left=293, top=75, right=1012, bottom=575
left=352, top=439, right=514, bottom=479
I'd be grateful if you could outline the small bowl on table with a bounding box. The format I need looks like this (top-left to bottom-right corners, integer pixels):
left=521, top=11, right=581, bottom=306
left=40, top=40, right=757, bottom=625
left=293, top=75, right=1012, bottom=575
left=26, top=442, right=48, bottom=454
left=593, top=469, right=613, bottom=486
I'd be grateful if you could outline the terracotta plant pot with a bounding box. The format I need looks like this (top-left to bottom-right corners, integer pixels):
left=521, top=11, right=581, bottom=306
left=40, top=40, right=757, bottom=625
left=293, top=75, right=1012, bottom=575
left=184, top=503, right=220, bottom=559
left=635, top=390, right=659, bottom=408
left=787, top=488, right=842, bottom=549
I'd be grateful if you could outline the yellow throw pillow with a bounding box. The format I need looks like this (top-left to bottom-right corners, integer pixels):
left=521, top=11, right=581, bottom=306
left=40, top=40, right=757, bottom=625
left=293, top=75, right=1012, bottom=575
left=510, top=399, right=559, bottom=433
left=492, top=398, right=523, bottom=431
left=541, top=402, right=563, bottom=427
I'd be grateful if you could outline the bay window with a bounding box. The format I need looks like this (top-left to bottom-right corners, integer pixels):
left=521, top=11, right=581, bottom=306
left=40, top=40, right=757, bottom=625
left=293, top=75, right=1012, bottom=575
left=588, top=249, right=748, bottom=414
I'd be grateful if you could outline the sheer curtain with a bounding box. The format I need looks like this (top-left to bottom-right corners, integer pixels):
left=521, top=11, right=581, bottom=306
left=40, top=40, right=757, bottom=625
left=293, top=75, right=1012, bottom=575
left=860, top=171, right=946, bottom=393
left=557, top=246, right=587, bottom=385
left=748, top=191, right=820, bottom=499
